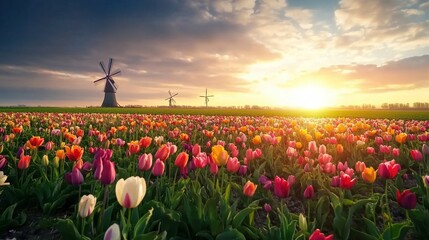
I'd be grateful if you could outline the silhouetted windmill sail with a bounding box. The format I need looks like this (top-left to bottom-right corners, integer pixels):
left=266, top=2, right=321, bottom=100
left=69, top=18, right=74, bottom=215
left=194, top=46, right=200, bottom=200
left=200, top=88, right=214, bottom=108
left=165, top=90, right=178, bottom=107
left=94, top=58, right=121, bottom=107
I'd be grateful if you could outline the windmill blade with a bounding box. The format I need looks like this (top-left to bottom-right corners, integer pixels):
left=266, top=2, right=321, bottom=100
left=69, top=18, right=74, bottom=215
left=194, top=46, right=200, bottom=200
left=200, top=96, right=205, bottom=97
left=168, top=90, right=172, bottom=96
left=107, top=58, right=113, bottom=75
left=172, top=99, right=176, bottom=103
left=110, top=69, right=121, bottom=77
left=171, top=93, right=178, bottom=97
left=94, top=76, right=107, bottom=83
left=108, top=79, right=117, bottom=90
left=100, top=61, right=107, bottom=75
left=207, top=95, right=214, bottom=97
left=165, top=97, right=172, bottom=100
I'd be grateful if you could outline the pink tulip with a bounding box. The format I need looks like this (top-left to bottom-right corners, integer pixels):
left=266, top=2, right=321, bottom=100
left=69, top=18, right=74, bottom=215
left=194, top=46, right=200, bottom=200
left=138, top=153, right=153, bottom=171
left=152, top=159, right=165, bottom=176
left=273, top=176, right=290, bottom=198
left=226, top=157, right=240, bottom=173
left=155, top=144, right=170, bottom=161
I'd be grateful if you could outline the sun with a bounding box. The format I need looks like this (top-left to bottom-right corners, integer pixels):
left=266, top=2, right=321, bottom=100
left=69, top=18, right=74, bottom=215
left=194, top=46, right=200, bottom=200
left=289, top=84, right=332, bottom=109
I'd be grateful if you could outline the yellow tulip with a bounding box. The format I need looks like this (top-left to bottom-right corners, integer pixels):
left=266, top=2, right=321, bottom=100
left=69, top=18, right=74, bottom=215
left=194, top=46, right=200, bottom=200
left=115, top=176, right=147, bottom=208
left=362, top=167, right=376, bottom=183
left=211, top=145, right=229, bottom=166
left=42, top=155, right=49, bottom=166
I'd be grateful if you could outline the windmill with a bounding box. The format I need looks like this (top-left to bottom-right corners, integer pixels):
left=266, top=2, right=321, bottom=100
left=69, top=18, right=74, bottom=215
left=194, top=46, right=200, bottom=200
left=200, top=88, right=214, bottom=108
left=165, top=90, right=178, bottom=107
left=94, top=58, right=121, bottom=107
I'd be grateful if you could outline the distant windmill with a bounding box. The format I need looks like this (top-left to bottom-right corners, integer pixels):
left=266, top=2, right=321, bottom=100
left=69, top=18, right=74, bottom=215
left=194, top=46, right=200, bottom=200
left=200, top=88, right=214, bottom=108
left=94, top=58, right=121, bottom=107
left=165, top=90, right=178, bottom=107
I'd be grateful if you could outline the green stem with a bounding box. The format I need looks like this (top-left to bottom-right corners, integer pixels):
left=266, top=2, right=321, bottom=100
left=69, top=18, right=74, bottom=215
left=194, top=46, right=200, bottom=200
left=80, top=217, right=85, bottom=236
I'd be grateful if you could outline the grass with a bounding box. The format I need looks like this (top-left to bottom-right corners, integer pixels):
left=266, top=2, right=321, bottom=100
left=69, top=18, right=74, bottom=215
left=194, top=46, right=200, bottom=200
left=0, top=106, right=428, bottom=120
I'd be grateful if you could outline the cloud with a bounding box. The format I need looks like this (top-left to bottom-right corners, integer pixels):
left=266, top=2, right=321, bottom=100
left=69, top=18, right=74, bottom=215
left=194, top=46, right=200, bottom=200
left=289, top=55, right=429, bottom=94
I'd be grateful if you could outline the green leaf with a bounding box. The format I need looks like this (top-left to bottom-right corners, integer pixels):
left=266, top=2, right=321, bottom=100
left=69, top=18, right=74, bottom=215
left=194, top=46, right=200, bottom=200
left=1, top=203, right=17, bottom=221
left=382, top=222, right=411, bottom=240
left=232, top=202, right=259, bottom=228
left=216, top=228, right=246, bottom=240
left=134, top=208, right=153, bottom=237
left=54, top=219, right=90, bottom=240
left=224, top=183, right=231, bottom=203
left=204, top=197, right=223, bottom=235
left=351, top=228, right=378, bottom=240
left=103, top=204, right=115, bottom=232
left=196, top=230, right=215, bottom=240
left=363, top=217, right=380, bottom=237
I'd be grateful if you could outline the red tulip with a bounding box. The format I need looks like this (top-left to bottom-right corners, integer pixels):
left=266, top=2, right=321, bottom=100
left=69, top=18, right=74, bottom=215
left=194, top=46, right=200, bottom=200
left=29, top=136, right=44, bottom=149
left=174, top=152, right=189, bottom=169
left=303, top=185, right=314, bottom=199
left=396, top=189, right=416, bottom=209
left=378, top=160, right=401, bottom=179
left=309, top=229, right=333, bottom=240
left=155, top=144, right=170, bottom=161
left=274, top=176, right=290, bottom=198
left=18, top=155, right=31, bottom=170
left=339, top=173, right=357, bottom=190
left=209, top=162, right=218, bottom=175
left=410, top=150, right=423, bottom=161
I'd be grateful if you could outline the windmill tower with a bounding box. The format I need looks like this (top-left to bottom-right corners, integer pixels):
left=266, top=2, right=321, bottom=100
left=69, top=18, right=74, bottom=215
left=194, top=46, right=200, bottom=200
left=200, top=88, right=214, bottom=108
left=165, top=90, right=178, bottom=107
left=94, top=58, right=121, bottom=107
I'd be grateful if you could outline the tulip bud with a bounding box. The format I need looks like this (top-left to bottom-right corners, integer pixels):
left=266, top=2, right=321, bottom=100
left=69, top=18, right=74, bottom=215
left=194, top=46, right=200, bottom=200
left=0, top=144, right=3, bottom=154
left=174, top=152, right=189, bottom=169
left=53, top=156, right=60, bottom=168
left=264, top=203, right=272, bottom=213
left=209, top=162, right=218, bottom=175
left=104, top=223, right=120, bottom=240
left=16, top=147, right=24, bottom=159
left=0, top=155, right=7, bottom=169
left=152, top=159, right=165, bottom=176
left=238, top=165, right=248, bottom=176
left=423, top=175, right=429, bottom=188
left=79, top=194, right=96, bottom=218
left=100, top=160, right=116, bottom=185
left=303, top=185, right=314, bottom=199
left=42, top=155, right=49, bottom=166
left=298, top=213, right=307, bottom=232
left=423, top=144, right=429, bottom=155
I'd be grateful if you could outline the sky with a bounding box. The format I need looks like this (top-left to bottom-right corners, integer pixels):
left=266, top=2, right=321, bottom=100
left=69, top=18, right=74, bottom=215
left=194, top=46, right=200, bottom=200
left=1, top=0, right=429, bottom=109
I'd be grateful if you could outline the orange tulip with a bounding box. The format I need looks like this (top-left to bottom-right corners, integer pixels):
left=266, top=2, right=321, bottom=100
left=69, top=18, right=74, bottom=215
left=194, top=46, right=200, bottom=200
left=56, top=149, right=66, bottom=160
left=243, top=181, right=257, bottom=197
left=174, top=152, right=189, bottom=169
left=128, top=141, right=140, bottom=154
left=65, top=145, right=84, bottom=161
left=362, top=167, right=376, bottom=183
left=252, top=135, right=262, bottom=145
left=139, top=136, right=152, bottom=148
left=211, top=145, right=229, bottom=166
left=336, top=144, right=344, bottom=154
left=29, top=136, right=44, bottom=149
left=395, top=133, right=407, bottom=144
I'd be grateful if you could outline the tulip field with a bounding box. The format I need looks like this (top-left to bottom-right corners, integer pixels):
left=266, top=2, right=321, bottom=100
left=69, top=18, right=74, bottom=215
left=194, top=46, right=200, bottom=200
left=1, top=111, right=429, bottom=240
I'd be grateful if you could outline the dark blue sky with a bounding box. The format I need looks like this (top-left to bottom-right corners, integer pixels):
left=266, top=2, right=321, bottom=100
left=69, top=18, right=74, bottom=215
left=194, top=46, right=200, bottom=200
left=1, top=0, right=428, bottom=107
